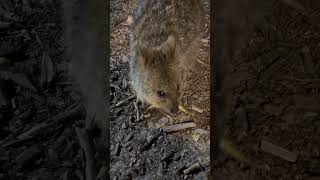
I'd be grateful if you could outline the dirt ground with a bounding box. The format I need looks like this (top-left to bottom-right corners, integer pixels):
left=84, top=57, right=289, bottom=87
left=0, top=0, right=93, bottom=179
left=213, top=1, right=320, bottom=180
left=110, top=0, right=210, bottom=179
left=0, top=0, right=319, bottom=180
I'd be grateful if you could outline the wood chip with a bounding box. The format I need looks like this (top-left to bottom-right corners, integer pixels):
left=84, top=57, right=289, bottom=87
left=96, top=166, right=108, bottom=179
left=201, top=38, right=209, bottom=44
left=235, top=107, right=248, bottom=131
left=0, top=4, right=14, bottom=20
left=192, top=134, right=200, bottom=142
left=0, top=22, right=10, bottom=29
left=134, top=102, right=140, bottom=122
left=75, top=128, right=97, bottom=180
left=0, top=83, right=7, bottom=106
left=143, top=113, right=151, bottom=119
left=291, top=94, right=320, bottom=113
left=183, top=162, right=201, bottom=175
left=194, top=129, right=209, bottom=135
left=191, top=105, right=203, bottom=113
left=111, top=143, right=120, bottom=156
left=126, top=15, right=133, bottom=26
left=196, top=59, right=208, bottom=66
left=0, top=57, right=10, bottom=65
left=15, top=145, right=41, bottom=168
left=61, top=171, right=68, bottom=180
left=161, top=151, right=174, bottom=162
left=179, top=115, right=192, bottom=123
left=112, top=95, right=135, bottom=108
left=2, top=136, right=33, bottom=147
left=163, top=122, right=196, bottom=133
left=258, top=56, right=289, bottom=83
left=263, top=104, right=283, bottom=116
left=260, top=140, right=298, bottom=162
left=123, top=132, right=134, bottom=143
left=0, top=71, right=37, bottom=92
left=139, top=131, right=161, bottom=152
left=17, top=122, right=48, bottom=139
left=0, top=45, right=15, bottom=57
left=280, top=0, right=306, bottom=12
left=301, top=46, right=314, bottom=75
left=122, top=77, right=127, bottom=90
left=40, top=52, right=54, bottom=85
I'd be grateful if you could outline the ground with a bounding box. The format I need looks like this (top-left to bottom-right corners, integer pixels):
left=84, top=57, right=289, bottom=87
left=0, top=0, right=319, bottom=180
left=0, top=1, right=89, bottom=179
left=213, top=1, right=320, bottom=179
left=110, top=0, right=210, bottom=179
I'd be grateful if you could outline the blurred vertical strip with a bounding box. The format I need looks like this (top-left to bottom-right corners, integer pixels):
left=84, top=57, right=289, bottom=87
left=211, top=0, right=273, bottom=177
left=61, top=0, right=109, bottom=179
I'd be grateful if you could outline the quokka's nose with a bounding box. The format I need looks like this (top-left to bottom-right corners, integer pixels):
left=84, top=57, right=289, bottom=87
left=170, top=105, right=179, bottom=114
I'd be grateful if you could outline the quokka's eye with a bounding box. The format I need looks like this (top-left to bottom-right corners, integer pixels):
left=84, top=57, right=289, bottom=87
left=157, top=91, right=166, bottom=98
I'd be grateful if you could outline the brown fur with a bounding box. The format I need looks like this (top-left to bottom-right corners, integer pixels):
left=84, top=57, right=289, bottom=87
left=129, top=0, right=205, bottom=114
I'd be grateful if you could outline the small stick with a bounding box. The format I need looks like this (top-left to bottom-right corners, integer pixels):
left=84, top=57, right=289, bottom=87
left=191, top=105, right=203, bottom=113
left=75, top=127, right=97, bottom=180
left=111, top=95, right=135, bottom=108
left=280, top=0, right=306, bottom=13
left=133, top=102, right=140, bottom=122
left=163, top=122, right=196, bottom=133
left=17, top=122, right=48, bottom=139
left=139, top=131, right=161, bottom=152
left=196, top=59, right=208, bottom=66
left=260, top=140, right=298, bottom=162
left=183, top=162, right=202, bottom=175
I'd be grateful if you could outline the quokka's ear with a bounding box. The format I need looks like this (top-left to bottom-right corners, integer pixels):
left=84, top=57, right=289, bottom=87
left=160, top=35, right=176, bottom=59
left=136, top=41, right=150, bottom=65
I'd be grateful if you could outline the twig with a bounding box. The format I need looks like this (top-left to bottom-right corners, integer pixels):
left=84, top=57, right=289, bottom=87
left=183, top=162, right=202, bottom=175
left=17, top=122, right=48, bottom=140
left=280, top=0, right=306, bottom=13
left=2, top=136, right=33, bottom=147
left=191, top=105, right=203, bottom=113
left=260, top=140, right=298, bottom=162
left=134, top=102, right=140, bottom=122
left=111, top=95, right=135, bottom=108
left=196, top=59, right=209, bottom=66
left=139, top=131, right=161, bottom=152
left=163, top=122, right=196, bottom=133
left=96, top=166, right=108, bottom=180
left=49, top=103, right=84, bottom=123
left=75, top=127, right=97, bottom=180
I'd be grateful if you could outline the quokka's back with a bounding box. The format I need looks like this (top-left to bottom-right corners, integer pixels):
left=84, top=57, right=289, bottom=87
left=131, top=0, right=204, bottom=50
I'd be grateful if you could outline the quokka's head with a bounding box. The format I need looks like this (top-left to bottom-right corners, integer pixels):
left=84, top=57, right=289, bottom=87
left=135, top=35, right=182, bottom=114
